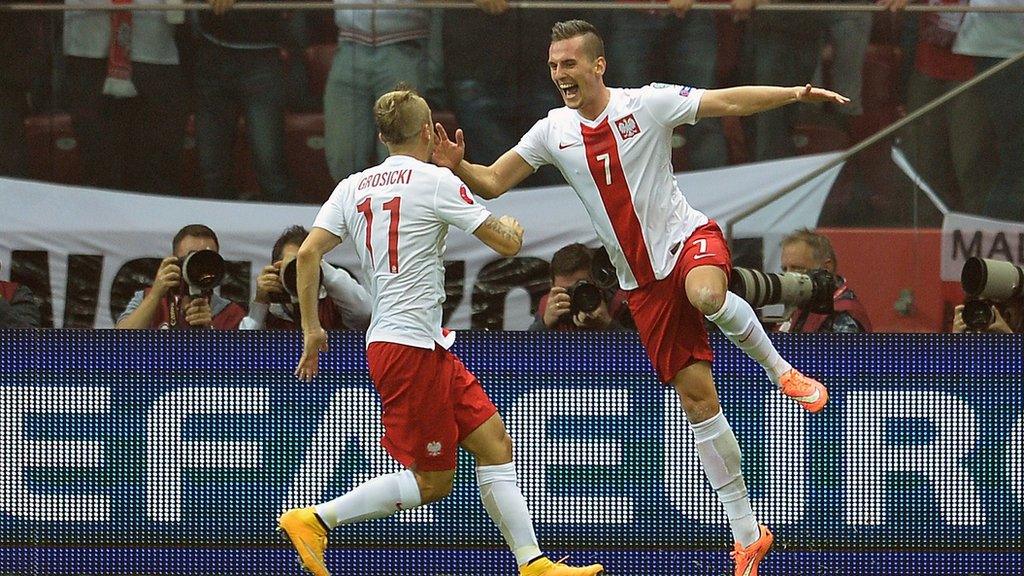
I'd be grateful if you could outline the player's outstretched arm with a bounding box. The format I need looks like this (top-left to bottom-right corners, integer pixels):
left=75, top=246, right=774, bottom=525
left=294, top=227, right=341, bottom=382
left=696, top=84, right=850, bottom=119
left=432, top=124, right=533, bottom=199
left=473, top=215, right=523, bottom=257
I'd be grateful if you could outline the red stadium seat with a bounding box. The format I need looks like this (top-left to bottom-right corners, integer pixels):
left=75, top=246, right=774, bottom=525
left=23, top=114, right=53, bottom=182
left=285, top=112, right=335, bottom=203
left=792, top=123, right=850, bottom=156
left=303, top=44, right=336, bottom=102
left=23, top=113, right=82, bottom=185
left=432, top=109, right=459, bottom=139
left=861, top=43, right=902, bottom=109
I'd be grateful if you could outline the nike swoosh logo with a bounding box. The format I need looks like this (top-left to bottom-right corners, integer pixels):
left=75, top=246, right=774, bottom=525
left=558, top=141, right=579, bottom=149
left=793, top=389, right=820, bottom=403
left=692, top=253, right=717, bottom=260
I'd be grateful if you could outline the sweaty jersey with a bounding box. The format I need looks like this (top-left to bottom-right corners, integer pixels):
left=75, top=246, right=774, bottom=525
left=313, top=155, right=490, bottom=349
left=514, top=84, right=710, bottom=290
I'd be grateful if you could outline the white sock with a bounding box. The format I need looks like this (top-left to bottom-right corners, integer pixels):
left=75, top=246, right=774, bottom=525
left=690, top=410, right=761, bottom=548
left=314, top=469, right=422, bottom=528
left=706, top=291, right=792, bottom=385
left=477, top=463, right=542, bottom=567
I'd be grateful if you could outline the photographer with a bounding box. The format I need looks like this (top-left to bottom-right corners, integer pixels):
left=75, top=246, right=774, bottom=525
left=0, top=259, right=40, bottom=328
left=952, top=301, right=1021, bottom=333
left=240, top=226, right=372, bottom=330
left=954, top=257, right=1024, bottom=333
left=778, top=229, right=871, bottom=333
left=116, top=224, right=246, bottom=330
left=529, top=243, right=627, bottom=332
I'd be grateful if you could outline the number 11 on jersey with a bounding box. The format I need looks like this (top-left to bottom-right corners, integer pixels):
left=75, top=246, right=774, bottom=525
left=356, top=196, right=402, bottom=273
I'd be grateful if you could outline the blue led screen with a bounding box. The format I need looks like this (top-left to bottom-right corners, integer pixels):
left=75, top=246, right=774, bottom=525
left=0, top=330, right=1021, bottom=575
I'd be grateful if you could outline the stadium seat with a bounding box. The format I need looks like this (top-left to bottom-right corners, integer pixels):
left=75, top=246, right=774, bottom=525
left=285, top=112, right=335, bottom=203
left=303, top=43, right=336, bottom=101
left=861, top=43, right=902, bottom=109
left=23, top=113, right=82, bottom=185
left=432, top=109, right=459, bottom=139
left=792, top=123, right=851, bottom=156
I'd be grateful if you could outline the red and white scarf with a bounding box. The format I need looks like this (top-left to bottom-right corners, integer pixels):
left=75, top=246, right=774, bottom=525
left=103, top=0, right=138, bottom=98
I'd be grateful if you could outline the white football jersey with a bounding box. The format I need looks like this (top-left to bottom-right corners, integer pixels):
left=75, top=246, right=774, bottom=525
left=514, top=84, right=710, bottom=290
left=313, top=155, right=489, bottom=349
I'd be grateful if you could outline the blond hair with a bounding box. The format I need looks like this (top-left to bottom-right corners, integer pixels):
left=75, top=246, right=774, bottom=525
left=373, top=87, right=430, bottom=146
left=782, top=228, right=837, bottom=269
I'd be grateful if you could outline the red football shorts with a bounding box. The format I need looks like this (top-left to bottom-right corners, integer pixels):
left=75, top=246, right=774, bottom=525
left=366, top=342, right=498, bottom=472
left=627, top=220, right=733, bottom=383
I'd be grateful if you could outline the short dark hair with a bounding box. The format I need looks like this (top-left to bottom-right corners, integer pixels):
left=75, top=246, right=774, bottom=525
left=272, top=225, right=309, bottom=262
left=782, top=228, right=837, bottom=269
left=550, top=243, right=593, bottom=279
left=172, top=224, right=219, bottom=254
left=550, top=19, right=605, bottom=61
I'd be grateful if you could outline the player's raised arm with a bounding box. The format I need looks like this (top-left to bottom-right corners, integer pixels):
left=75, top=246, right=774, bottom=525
left=294, top=226, right=342, bottom=381
left=432, top=124, right=534, bottom=200
left=696, top=84, right=850, bottom=119
left=473, top=215, right=524, bottom=258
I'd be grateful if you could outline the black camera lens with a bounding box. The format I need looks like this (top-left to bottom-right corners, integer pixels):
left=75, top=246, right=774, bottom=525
left=180, top=249, right=225, bottom=295
left=962, top=299, right=995, bottom=332
left=568, top=280, right=603, bottom=316
left=279, top=259, right=325, bottom=304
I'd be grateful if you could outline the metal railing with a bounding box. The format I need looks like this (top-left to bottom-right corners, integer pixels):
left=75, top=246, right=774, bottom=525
left=2, top=1, right=1024, bottom=12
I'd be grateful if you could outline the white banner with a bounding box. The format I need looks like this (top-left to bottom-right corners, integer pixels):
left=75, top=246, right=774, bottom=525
left=941, top=211, right=1024, bottom=282
left=0, top=152, right=843, bottom=329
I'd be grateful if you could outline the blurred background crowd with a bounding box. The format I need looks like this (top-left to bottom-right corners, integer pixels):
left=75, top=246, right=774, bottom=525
left=1, top=0, right=1022, bottom=334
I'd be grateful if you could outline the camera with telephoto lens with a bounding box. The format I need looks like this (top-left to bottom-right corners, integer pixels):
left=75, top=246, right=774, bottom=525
left=566, top=280, right=604, bottom=317
left=959, top=257, right=1024, bottom=332
left=278, top=259, right=324, bottom=304
left=179, top=249, right=225, bottom=296
left=729, top=267, right=836, bottom=314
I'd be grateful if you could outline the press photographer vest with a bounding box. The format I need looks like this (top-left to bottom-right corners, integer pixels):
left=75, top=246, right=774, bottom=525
left=142, top=287, right=246, bottom=330
left=791, top=282, right=872, bottom=333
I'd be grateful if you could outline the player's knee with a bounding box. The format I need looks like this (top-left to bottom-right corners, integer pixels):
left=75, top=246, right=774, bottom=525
left=497, top=431, right=513, bottom=459
left=415, top=473, right=455, bottom=504
left=691, top=285, right=726, bottom=316
left=680, top=395, right=721, bottom=424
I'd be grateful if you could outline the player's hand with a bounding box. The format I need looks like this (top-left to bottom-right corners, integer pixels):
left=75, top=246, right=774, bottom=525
left=668, top=0, right=695, bottom=18
left=952, top=304, right=966, bottom=332
left=432, top=124, right=465, bottom=170
left=254, top=262, right=284, bottom=304
left=990, top=306, right=1013, bottom=334
left=876, top=0, right=910, bottom=12
left=152, top=256, right=182, bottom=297
left=296, top=327, right=328, bottom=382
left=207, top=0, right=235, bottom=16
left=794, top=84, right=851, bottom=106
left=543, top=287, right=572, bottom=328
left=573, top=300, right=614, bottom=330
left=731, top=0, right=758, bottom=21
left=184, top=297, right=213, bottom=328
left=473, top=0, right=509, bottom=15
